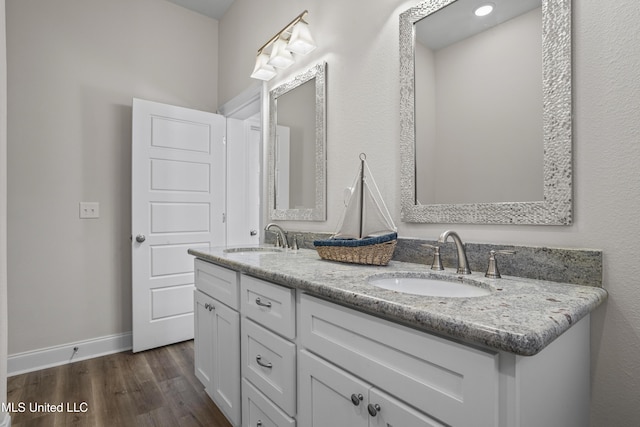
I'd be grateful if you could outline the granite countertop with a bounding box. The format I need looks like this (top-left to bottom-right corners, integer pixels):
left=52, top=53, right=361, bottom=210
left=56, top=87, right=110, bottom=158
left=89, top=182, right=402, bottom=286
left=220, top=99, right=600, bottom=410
left=188, top=246, right=608, bottom=356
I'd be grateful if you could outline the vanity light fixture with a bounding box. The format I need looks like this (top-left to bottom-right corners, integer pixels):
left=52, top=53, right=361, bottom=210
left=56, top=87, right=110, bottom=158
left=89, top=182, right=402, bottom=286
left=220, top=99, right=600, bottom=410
left=268, top=38, right=295, bottom=69
left=286, top=19, right=317, bottom=55
left=474, top=3, right=495, bottom=17
left=251, top=53, right=277, bottom=81
left=250, top=10, right=317, bottom=81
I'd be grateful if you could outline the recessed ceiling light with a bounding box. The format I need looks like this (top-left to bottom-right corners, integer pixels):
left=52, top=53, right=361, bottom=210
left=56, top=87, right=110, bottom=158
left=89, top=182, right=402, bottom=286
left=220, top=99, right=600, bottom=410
left=474, top=3, right=495, bottom=17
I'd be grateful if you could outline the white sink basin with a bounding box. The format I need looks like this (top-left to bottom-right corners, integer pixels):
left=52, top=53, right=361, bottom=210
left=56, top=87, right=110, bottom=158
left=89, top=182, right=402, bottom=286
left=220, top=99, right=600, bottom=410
left=367, top=275, right=491, bottom=298
left=223, top=247, right=284, bottom=254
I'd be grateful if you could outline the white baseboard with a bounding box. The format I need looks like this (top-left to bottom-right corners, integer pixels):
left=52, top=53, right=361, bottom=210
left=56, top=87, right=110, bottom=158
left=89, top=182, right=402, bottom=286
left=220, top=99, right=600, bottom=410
left=7, top=332, right=132, bottom=376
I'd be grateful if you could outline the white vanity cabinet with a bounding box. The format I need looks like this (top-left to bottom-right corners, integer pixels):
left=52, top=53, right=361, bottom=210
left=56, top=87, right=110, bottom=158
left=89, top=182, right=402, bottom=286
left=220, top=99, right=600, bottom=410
left=194, top=260, right=241, bottom=426
left=240, top=275, right=297, bottom=426
left=192, top=257, right=591, bottom=427
left=299, top=293, right=498, bottom=426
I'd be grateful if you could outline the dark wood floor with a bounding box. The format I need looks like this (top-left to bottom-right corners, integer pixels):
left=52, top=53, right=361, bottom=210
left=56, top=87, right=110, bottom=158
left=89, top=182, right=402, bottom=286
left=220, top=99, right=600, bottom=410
left=7, top=340, right=233, bottom=427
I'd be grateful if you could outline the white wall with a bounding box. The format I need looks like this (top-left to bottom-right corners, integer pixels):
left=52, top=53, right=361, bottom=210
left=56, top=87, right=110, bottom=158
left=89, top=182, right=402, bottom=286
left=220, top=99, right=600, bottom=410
left=0, top=0, right=7, bottom=421
left=6, top=0, right=218, bottom=354
left=219, top=0, right=640, bottom=425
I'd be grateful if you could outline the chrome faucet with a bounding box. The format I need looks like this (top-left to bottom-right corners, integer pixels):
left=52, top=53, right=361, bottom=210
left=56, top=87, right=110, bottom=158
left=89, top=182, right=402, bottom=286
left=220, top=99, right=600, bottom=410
left=437, top=230, right=471, bottom=274
left=265, top=223, right=289, bottom=248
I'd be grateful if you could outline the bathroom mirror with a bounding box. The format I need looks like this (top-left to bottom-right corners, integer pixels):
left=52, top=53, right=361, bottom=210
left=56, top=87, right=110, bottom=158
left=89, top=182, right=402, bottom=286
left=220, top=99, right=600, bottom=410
left=400, top=0, right=572, bottom=224
left=268, top=61, right=326, bottom=221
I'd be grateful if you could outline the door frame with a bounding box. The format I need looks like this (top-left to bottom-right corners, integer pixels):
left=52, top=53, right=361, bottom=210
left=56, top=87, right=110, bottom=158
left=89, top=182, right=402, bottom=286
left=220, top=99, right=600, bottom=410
left=218, top=83, right=265, bottom=242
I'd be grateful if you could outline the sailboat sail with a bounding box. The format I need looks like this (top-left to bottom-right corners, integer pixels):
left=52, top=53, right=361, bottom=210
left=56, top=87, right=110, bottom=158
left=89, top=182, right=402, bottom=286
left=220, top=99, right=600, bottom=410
left=314, top=153, right=397, bottom=266
left=334, top=154, right=396, bottom=239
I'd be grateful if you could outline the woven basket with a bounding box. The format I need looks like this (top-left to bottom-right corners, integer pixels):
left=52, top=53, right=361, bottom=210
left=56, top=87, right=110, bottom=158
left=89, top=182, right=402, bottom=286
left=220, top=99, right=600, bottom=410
left=315, top=239, right=397, bottom=266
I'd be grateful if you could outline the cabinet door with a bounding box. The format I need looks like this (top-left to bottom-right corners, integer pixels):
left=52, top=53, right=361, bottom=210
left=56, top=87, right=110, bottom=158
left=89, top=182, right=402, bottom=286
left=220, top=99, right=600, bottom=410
left=194, top=290, right=213, bottom=388
left=194, top=290, right=241, bottom=426
left=298, top=350, right=368, bottom=427
left=369, top=388, right=446, bottom=427
left=210, top=296, right=241, bottom=426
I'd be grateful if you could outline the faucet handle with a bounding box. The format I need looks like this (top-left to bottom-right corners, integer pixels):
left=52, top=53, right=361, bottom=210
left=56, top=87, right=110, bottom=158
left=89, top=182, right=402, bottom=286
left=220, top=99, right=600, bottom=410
left=422, top=244, right=444, bottom=271
left=485, top=250, right=515, bottom=279
left=292, top=234, right=301, bottom=251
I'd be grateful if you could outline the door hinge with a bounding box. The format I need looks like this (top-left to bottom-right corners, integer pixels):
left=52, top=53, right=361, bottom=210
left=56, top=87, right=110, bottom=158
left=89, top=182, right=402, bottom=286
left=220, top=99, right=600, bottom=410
left=222, top=136, right=227, bottom=145
left=222, top=212, right=226, bottom=223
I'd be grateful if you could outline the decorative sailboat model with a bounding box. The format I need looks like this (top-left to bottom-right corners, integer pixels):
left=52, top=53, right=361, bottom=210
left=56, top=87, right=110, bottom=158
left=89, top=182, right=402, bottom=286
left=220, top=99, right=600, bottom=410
left=314, top=153, right=397, bottom=266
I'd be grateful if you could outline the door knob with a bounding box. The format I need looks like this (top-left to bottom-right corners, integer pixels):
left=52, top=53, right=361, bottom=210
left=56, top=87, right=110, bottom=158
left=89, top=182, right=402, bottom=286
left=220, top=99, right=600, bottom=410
left=135, top=234, right=146, bottom=243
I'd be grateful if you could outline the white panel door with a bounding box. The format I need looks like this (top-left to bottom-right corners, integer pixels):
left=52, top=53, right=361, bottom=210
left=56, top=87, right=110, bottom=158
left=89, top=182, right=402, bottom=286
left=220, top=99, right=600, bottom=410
left=226, top=117, right=260, bottom=246
left=132, top=98, right=226, bottom=352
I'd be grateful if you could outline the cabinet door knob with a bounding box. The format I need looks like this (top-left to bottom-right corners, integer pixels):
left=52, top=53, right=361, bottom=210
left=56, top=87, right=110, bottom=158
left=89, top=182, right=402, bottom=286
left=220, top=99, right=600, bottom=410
left=256, top=421, right=262, bottom=427
left=204, top=303, right=210, bottom=310
left=255, top=297, right=272, bottom=308
left=367, top=403, right=381, bottom=417
left=350, top=393, right=364, bottom=406
left=256, top=354, right=272, bottom=368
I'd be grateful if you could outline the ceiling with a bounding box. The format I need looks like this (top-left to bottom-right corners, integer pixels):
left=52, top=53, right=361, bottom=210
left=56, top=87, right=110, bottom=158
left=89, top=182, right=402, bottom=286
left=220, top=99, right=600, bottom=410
left=416, top=0, right=541, bottom=50
left=163, top=0, right=235, bottom=20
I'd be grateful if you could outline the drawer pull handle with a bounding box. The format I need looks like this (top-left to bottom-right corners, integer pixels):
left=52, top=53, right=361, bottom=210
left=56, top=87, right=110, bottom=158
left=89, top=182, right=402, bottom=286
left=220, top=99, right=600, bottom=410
left=256, top=355, right=272, bottom=368
left=367, top=403, right=381, bottom=417
left=350, top=393, right=363, bottom=406
left=255, top=297, right=272, bottom=308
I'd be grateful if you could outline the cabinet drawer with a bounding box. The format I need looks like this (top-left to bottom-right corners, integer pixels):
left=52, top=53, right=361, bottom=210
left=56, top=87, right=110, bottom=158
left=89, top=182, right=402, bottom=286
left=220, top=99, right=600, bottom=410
left=242, top=379, right=295, bottom=427
left=195, top=259, right=239, bottom=310
left=300, top=294, right=499, bottom=427
left=241, top=275, right=295, bottom=339
left=242, top=318, right=296, bottom=416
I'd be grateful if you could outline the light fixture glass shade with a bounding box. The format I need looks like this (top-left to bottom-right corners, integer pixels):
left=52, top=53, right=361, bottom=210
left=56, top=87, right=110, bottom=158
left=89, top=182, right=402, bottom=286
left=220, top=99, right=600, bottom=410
left=286, top=21, right=316, bottom=55
left=268, top=38, right=295, bottom=69
left=474, top=3, right=494, bottom=16
left=250, top=53, right=277, bottom=80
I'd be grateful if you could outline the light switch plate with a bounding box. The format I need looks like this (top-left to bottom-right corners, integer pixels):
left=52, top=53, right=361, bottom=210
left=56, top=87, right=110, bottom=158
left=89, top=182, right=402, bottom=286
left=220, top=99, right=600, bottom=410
left=79, top=202, right=100, bottom=219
